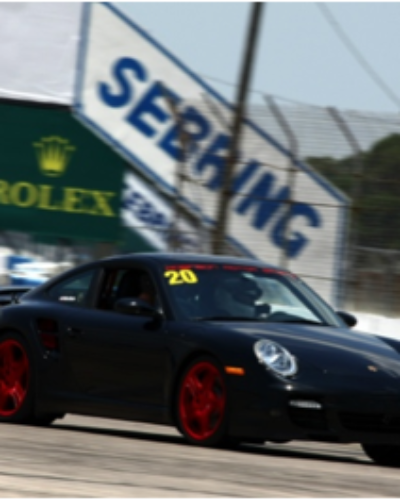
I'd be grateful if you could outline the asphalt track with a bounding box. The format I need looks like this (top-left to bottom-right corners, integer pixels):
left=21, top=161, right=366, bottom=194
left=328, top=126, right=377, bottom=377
left=0, top=414, right=399, bottom=497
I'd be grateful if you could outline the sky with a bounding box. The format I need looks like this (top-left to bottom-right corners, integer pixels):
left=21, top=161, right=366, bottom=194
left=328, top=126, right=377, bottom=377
left=114, top=2, right=400, bottom=115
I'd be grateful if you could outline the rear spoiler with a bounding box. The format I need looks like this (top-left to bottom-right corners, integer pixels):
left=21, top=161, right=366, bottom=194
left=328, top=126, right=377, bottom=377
left=0, top=286, right=32, bottom=307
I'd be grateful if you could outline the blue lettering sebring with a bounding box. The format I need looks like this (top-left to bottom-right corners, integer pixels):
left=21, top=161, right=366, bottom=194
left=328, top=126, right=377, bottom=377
left=232, top=161, right=261, bottom=193
left=272, top=204, right=321, bottom=257
left=98, top=57, right=147, bottom=107
left=127, top=83, right=181, bottom=137
left=236, top=173, right=289, bottom=230
left=98, top=57, right=322, bottom=258
left=159, top=106, right=212, bottom=160
left=195, top=134, right=230, bottom=190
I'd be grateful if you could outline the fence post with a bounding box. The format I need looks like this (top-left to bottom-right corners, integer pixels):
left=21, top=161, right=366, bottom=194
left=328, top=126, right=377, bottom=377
left=264, top=95, right=299, bottom=270
left=327, top=106, right=364, bottom=309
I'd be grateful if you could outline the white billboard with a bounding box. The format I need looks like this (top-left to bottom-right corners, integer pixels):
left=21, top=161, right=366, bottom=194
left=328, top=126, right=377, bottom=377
left=122, top=171, right=208, bottom=254
left=0, top=3, right=82, bottom=104
left=74, top=3, right=348, bottom=303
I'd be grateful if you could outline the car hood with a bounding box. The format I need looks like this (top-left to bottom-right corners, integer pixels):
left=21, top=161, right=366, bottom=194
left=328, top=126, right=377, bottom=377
left=211, top=320, right=400, bottom=381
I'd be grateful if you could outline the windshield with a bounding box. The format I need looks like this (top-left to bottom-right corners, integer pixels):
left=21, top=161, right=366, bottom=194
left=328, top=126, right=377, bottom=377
left=162, top=263, right=343, bottom=327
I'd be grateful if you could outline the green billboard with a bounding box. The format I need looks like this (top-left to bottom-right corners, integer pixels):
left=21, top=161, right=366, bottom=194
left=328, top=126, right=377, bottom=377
left=0, top=102, right=124, bottom=241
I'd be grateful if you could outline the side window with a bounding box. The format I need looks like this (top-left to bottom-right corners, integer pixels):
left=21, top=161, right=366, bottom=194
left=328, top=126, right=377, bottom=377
left=97, top=268, right=161, bottom=312
left=47, top=269, right=96, bottom=307
left=97, top=269, right=128, bottom=310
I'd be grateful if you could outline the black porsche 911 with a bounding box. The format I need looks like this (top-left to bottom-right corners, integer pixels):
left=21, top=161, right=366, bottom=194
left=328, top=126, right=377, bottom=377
left=1, top=253, right=400, bottom=466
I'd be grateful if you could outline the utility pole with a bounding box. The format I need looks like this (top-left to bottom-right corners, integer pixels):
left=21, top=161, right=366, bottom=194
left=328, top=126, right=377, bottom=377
left=212, top=2, right=265, bottom=254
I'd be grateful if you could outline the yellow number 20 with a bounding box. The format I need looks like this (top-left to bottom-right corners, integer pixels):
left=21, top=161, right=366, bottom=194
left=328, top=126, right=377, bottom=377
left=164, top=269, right=198, bottom=285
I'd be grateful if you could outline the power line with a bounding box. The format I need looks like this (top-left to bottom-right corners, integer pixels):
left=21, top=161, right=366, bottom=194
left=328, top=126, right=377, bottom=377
left=199, top=72, right=325, bottom=109
left=200, top=72, right=400, bottom=116
left=317, top=3, right=400, bottom=111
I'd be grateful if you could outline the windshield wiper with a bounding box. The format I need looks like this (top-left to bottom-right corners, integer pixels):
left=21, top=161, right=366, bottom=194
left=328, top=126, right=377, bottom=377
left=195, top=316, right=264, bottom=322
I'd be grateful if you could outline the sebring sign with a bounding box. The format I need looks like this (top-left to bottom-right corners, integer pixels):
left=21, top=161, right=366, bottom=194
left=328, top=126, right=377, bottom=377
left=122, top=171, right=206, bottom=253
left=74, top=3, right=347, bottom=302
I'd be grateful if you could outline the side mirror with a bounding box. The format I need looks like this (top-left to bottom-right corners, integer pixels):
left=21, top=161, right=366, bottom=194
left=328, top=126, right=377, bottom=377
left=336, top=310, right=357, bottom=328
left=114, top=297, right=160, bottom=318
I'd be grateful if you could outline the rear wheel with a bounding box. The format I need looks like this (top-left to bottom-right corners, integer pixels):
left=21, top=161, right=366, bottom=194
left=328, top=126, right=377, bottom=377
left=362, top=443, right=400, bottom=467
left=0, top=333, right=34, bottom=423
left=0, top=332, right=61, bottom=426
left=176, top=357, right=228, bottom=446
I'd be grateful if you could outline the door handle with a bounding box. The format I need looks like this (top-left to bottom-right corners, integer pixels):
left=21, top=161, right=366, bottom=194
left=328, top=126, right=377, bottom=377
left=66, top=326, right=83, bottom=338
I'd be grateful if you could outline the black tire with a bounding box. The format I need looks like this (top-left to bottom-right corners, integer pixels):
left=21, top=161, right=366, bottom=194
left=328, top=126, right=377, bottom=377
left=30, top=413, right=65, bottom=427
left=362, top=443, right=400, bottom=467
left=0, top=332, right=35, bottom=424
left=219, top=438, right=268, bottom=450
left=175, top=356, right=229, bottom=447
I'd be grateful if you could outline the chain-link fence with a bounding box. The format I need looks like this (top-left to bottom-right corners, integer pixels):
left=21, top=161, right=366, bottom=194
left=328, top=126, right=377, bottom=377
left=251, top=98, right=400, bottom=317
left=157, top=96, right=400, bottom=317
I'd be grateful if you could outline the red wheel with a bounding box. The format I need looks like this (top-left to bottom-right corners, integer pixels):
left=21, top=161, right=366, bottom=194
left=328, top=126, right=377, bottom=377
left=177, top=358, right=227, bottom=445
left=0, top=338, right=30, bottom=417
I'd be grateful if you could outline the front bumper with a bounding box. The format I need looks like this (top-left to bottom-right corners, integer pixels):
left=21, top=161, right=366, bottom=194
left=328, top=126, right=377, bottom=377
left=228, top=383, right=400, bottom=445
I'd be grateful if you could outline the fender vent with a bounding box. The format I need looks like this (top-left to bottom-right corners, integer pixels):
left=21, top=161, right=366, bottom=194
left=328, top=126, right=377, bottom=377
left=36, top=318, right=59, bottom=351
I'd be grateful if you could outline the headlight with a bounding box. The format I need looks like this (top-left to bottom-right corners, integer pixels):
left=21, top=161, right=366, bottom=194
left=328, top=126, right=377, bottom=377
left=254, top=339, right=297, bottom=377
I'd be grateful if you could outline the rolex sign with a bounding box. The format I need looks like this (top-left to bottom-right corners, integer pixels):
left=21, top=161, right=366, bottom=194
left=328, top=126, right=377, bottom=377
left=0, top=102, right=124, bottom=241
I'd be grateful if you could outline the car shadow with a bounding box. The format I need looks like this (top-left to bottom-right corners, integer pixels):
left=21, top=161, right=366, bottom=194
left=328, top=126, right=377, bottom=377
left=52, top=420, right=370, bottom=466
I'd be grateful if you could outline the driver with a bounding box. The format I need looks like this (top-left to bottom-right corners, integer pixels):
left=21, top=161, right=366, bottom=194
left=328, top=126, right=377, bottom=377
left=137, top=273, right=158, bottom=308
left=215, top=275, right=270, bottom=318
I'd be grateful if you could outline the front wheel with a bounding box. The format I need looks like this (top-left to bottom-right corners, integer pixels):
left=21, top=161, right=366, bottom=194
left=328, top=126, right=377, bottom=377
left=176, top=356, right=228, bottom=446
left=362, top=443, right=400, bottom=467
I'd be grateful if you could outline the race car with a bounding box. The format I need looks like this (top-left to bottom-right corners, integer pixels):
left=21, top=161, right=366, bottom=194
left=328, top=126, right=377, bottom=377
left=1, top=252, right=400, bottom=466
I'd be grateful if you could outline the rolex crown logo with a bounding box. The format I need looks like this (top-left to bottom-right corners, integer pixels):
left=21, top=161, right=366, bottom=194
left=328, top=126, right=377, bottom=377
left=33, top=136, right=76, bottom=177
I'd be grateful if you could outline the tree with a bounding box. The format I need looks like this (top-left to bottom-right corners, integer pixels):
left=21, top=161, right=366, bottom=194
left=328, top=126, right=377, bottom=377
left=306, top=134, right=400, bottom=249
